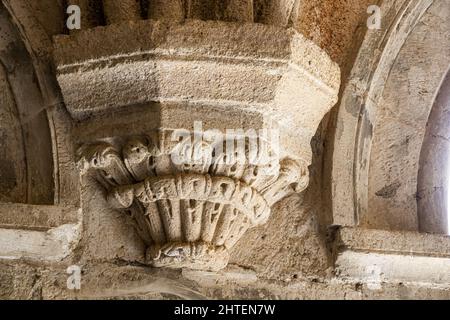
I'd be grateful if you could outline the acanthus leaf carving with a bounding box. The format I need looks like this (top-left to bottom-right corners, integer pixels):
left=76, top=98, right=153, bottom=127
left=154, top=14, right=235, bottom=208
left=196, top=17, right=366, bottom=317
left=78, top=132, right=309, bottom=271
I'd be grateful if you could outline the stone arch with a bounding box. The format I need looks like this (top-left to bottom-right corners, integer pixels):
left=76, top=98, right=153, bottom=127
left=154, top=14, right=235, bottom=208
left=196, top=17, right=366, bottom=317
left=0, top=4, right=54, bottom=204
left=0, top=1, right=82, bottom=263
left=1, top=0, right=82, bottom=207
left=331, top=0, right=450, bottom=233
left=417, top=69, right=450, bottom=234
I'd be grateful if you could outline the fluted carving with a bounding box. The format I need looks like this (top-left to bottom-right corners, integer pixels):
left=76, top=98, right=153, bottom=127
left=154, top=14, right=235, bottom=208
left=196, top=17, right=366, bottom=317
left=78, top=133, right=308, bottom=271
left=220, top=0, right=254, bottom=22
left=65, top=0, right=304, bottom=28
left=102, top=0, right=141, bottom=24
left=186, top=0, right=254, bottom=22
left=148, top=0, right=185, bottom=21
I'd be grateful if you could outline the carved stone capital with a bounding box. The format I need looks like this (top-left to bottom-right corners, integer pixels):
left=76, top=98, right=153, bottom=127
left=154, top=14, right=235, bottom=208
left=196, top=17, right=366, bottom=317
left=78, top=134, right=308, bottom=271
left=64, top=19, right=340, bottom=271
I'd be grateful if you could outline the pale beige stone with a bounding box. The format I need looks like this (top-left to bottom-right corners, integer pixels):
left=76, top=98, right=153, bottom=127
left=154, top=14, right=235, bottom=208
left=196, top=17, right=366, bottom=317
left=0, top=0, right=449, bottom=300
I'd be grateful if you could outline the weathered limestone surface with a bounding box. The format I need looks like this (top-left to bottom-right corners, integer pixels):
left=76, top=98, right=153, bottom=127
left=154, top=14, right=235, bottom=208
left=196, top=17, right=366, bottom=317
left=331, top=0, right=450, bottom=231
left=147, top=0, right=185, bottom=21
left=53, top=20, right=339, bottom=115
left=0, top=5, right=55, bottom=204
left=77, top=134, right=309, bottom=271
left=366, top=0, right=450, bottom=231
left=102, top=0, right=141, bottom=24
left=418, top=72, right=450, bottom=234
left=57, top=17, right=340, bottom=272
left=0, top=62, right=26, bottom=203
left=0, top=0, right=449, bottom=300
left=54, top=19, right=339, bottom=166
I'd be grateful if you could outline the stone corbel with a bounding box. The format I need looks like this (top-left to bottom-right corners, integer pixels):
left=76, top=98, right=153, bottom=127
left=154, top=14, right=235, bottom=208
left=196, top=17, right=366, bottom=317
left=55, top=19, right=340, bottom=271
left=78, top=133, right=309, bottom=271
